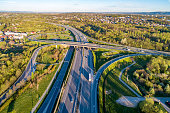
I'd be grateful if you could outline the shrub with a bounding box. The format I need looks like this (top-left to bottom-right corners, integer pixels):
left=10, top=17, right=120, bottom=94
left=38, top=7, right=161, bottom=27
left=149, top=88, right=155, bottom=95
left=164, top=84, right=170, bottom=94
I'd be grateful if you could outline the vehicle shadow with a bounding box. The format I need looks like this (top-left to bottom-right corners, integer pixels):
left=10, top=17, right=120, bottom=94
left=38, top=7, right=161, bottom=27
left=81, top=67, right=89, bottom=80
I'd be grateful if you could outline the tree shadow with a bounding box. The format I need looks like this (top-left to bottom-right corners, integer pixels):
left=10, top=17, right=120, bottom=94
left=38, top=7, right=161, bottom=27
left=7, top=97, right=16, bottom=112
left=7, top=90, right=19, bottom=112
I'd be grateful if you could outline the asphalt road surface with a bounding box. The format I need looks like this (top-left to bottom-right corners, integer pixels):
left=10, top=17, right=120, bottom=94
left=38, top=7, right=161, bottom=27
left=37, top=47, right=74, bottom=113
left=78, top=48, right=94, bottom=113
left=57, top=23, right=87, bottom=113
left=58, top=47, right=83, bottom=113
left=1, top=22, right=169, bottom=112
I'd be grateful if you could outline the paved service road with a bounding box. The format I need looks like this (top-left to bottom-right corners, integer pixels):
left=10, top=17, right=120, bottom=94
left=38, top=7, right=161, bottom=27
left=116, top=96, right=170, bottom=112
left=118, top=61, right=141, bottom=97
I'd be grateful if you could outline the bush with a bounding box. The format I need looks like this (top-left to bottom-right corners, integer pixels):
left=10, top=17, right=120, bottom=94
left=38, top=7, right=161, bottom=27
left=164, top=84, right=170, bottom=94
left=145, top=81, right=153, bottom=89
left=149, top=88, right=155, bottom=95
left=138, top=98, right=164, bottom=113
left=15, top=69, right=22, bottom=78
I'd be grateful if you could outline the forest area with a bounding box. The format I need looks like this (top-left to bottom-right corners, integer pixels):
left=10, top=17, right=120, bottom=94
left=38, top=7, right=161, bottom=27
left=53, top=13, right=170, bottom=51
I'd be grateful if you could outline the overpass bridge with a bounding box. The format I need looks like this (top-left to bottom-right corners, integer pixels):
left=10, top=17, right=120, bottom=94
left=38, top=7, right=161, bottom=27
left=30, top=39, right=170, bottom=56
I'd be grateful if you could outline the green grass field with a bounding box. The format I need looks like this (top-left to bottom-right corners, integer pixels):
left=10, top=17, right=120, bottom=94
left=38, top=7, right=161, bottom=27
left=98, top=55, right=168, bottom=113
left=121, top=72, right=143, bottom=96
left=37, top=33, right=72, bottom=41
left=99, top=58, right=138, bottom=113
left=0, top=64, right=59, bottom=113
left=92, top=48, right=135, bottom=72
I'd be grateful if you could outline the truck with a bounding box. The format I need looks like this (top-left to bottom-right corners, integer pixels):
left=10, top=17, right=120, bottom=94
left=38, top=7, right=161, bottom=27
left=89, top=73, right=92, bottom=81
left=89, top=69, right=93, bottom=81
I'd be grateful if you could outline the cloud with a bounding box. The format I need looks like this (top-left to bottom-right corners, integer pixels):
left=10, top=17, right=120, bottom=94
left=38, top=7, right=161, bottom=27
left=0, top=1, right=16, bottom=4
left=107, top=5, right=117, bottom=7
left=73, top=3, right=80, bottom=6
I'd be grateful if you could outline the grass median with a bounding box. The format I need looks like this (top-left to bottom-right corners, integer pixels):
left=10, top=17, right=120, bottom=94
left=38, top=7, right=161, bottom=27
left=98, top=58, right=138, bottom=113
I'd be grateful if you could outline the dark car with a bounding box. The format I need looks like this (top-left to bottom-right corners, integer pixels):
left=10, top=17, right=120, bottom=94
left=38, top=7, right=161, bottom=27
left=165, top=101, right=170, bottom=107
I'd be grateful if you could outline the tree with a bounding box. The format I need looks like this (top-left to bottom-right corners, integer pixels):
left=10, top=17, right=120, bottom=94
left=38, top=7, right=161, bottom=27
left=16, top=83, right=21, bottom=89
left=149, top=88, right=155, bottom=95
left=15, top=69, right=22, bottom=78
left=6, top=61, right=12, bottom=67
left=121, top=38, right=127, bottom=44
left=10, top=76, right=16, bottom=83
left=31, top=72, right=35, bottom=82
left=145, top=81, right=153, bottom=88
left=164, top=84, right=170, bottom=94
left=133, top=71, right=139, bottom=79
left=139, top=98, right=154, bottom=113
left=8, top=89, right=13, bottom=95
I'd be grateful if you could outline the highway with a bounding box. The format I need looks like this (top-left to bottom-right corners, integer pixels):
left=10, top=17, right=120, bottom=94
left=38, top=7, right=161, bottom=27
left=37, top=47, right=74, bottom=113
left=35, top=24, right=84, bottom=113
left=58, top=47, right=83, bottom=113
left=30, top=24, right=169, bottom=113
left=1, top=22, right=170, bottom=112
left=57, top=24, right=94, bottom=113
left=78, top=48, right=94, bottom=113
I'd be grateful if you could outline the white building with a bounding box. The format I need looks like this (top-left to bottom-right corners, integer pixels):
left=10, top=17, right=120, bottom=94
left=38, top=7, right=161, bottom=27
left=5, top=32, right=19, bottom=36
left=5, top=32, right=27, bottom=39
left=13, top=35, right=24, bottom=39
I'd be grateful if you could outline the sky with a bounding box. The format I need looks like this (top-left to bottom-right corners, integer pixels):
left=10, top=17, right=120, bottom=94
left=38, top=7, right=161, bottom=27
left=0, top=0, right=170, bottom=12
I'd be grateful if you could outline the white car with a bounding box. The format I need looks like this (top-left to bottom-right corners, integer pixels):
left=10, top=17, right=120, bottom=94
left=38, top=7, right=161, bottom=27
left=71, top=97, right=74, bottom=103
left=140, top=50, right=144, bottom=52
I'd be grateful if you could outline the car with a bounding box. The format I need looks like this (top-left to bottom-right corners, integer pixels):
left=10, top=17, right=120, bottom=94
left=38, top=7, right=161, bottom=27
left=71, top=97, right=74, bottom=103
left=165, top=101, right=170, bottom=107
left=126, top=48, right=130, bottom=51
left=140, top=50, right=144, bottom=52
left=89, top=73, right=92, bottom=81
